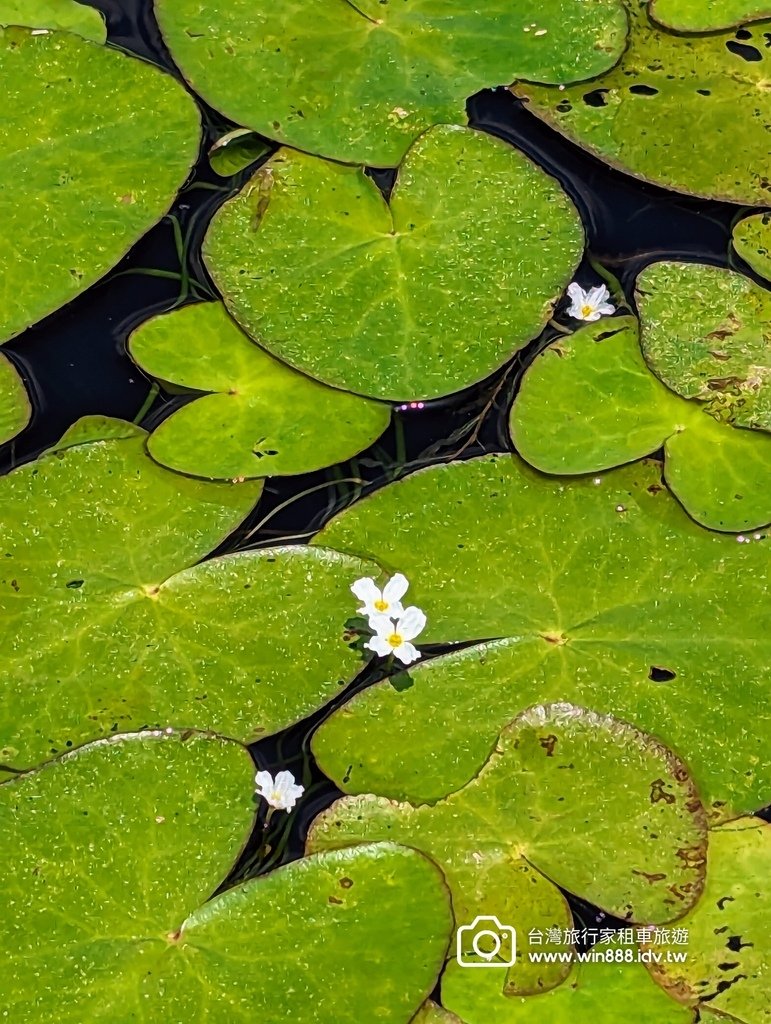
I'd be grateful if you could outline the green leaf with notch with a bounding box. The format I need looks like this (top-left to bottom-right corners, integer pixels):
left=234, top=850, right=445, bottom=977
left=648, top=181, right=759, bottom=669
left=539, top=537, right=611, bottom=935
left=516, top=1, right=771, bottom=204
left=204, top=125, right=584, bottom=401
left=310, top=704, right=707, bottom=996
left=0, top=27, right=199, bottom=343
left=155, top=0, right=628, bottom=166
left=313, top=454, right=771, bottom=820
left=0, top=420, right=383, bottom=772
left=510, top=314, right=771, bottom=531
left=0, top=730, right=453, bottom=1022
left=129, top=302, right=391, bottom=479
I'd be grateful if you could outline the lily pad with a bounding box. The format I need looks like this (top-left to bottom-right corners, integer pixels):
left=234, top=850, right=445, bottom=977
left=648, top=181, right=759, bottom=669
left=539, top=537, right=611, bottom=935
left=510, top=315, right=771, bottom=531
left=313, top=454, right=771, bottom=819
left=0, top=0, right=105, bottom=40
left=650, top=0, right=771, bottom=31
left=647, top=817, right=771, bottom=1022
left=129, top=303, right=391, bottom=480
left=733, top=211, right=771, bottom=283
left=637, top=262, right=771, bottom=432
left=516, top=2, right=771, bottom=204
left=309, top=704, right=707, bottom=996
left=0, top=352, right=31, bottom=445
left=155, top=0, right=628, bottom=167
left=208, top=129, right=271, bottom=177
left=0, top=420, right=386, bottom=771
left=1, top=729, right=452, bottom=1021
left=204, top=125, right=584, bottom=401
left=0, top=27, right=200, bottom=344
left=442, top=951, right=696, bottom=1023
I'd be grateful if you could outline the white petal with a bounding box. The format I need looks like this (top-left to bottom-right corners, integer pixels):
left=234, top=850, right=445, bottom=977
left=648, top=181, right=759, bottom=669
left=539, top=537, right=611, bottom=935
left=274, top=770, right=298, bottom=790
left=585, top=310, right=602, bottom=322
left=566, top=282, right=586, bottom=303
left=255, top=770, right=274, bottom=792
left=586, top=284, right=610, bottom=306
left=396, top=606, right=427, bottom=641
left=368, top=613, right=395, bottom=637
left=366, top=635, right=395, bottom=657
left=597, top=302, right=616, bottom=316
left=394, top=641, right=421, bottom=665
left=351, top=577, right=381, bottom=604
left=382, top=572, right=409, bottom=604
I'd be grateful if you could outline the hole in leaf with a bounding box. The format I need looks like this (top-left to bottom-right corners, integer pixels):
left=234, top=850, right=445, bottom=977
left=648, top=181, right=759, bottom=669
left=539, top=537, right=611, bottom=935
left=582, top=89, right=610, bottom=107
left=649, top=666, right=676, bottom=682
left=629, top=84, right=659, bottom=96
left=725, top=40, right=762, bottom=62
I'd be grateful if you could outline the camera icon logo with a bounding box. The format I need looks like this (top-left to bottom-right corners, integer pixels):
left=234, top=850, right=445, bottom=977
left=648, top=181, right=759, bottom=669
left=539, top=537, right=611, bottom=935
left=456, top=915, right=517, bottom=968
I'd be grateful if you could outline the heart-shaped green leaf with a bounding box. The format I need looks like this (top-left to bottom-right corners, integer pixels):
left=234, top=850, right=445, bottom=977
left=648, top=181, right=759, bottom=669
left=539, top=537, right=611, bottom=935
left=0, top=27, right=199, bottom=343
left=129, top=302, right=391, bottom=479
left=310, top=704, right=707, bottom=995
left=516, top=2, right=771, bottom=204
left=646, top=817, right=771, bottom=1022
left=0, top=352, right=30, bottom=445
left=313, top=454, right=770, bottom=819
left=204, top=125, right=584, bottom=401
left=0, top=0, right=105, bottom=39
left=0, top=420, right=384, bottom=771
left=155, top=0, right=628, bottom=166
left=733, top=211, right=771, bottom=284
left=1, top=730, right=453, bottom=1021
left=510, top=315, right=771, bottom=531
left=442, top=951, right=696, bottom=1023
left=649, top=0, right=771, bottom=30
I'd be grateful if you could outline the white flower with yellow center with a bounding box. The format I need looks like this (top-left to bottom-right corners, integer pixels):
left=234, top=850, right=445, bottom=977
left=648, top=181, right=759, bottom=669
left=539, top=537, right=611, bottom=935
left=566, top=282, right=615, bottom=322
left=254, top=770, right=304, bottom=812
left=365, top=606, right=427, bottom=666
left=351, top=572, right=409, bottom=623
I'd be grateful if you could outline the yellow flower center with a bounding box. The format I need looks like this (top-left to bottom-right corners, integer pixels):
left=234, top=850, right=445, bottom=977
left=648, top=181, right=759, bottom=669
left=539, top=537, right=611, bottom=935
left=374, top=598, right=389, bottom=612
left=388, top=632, right=403, bottom=648
left=581, top=304, right=594, bottom=318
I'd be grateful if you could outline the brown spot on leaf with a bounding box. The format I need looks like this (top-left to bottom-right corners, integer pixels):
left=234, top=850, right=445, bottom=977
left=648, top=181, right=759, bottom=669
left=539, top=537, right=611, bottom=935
left=539, top=734, right=558, bottom=757
left=650, top=778, right=676, bottom=804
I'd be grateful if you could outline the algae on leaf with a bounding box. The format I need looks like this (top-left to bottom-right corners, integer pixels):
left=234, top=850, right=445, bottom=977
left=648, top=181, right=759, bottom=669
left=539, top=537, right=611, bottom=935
left=516, top=2, right=771, bottom=204
left=0, top=731, right=453, bottom=1022
left=129, top=303, right=390, bottom=480
left=510, top=314, right=771, bottom=531
left=313, top=455, right=771, bottom=820
left=646, top=818, right=771, bottom=1022
left=0, top=27, right=200, bottom=343
left=155, top=0, right=628, bottom=166
left=205, top=125, right=584, bottom=401
left=636, top=262, right=771, bottom=432
left=0, top=0, right=105, bottom=40
left=0, top=421, right=385, bottom=771
left=0, top=352, right=31, bottom=445
left=733, top=211, right=771, bottom=284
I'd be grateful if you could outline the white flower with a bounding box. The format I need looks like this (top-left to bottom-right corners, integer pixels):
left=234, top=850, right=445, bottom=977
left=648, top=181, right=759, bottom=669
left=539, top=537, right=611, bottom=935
left=365, top=606, right=427, bottom=665
left=566, top=282, right=615, bottom=322
left=351, top=573, right=409, bottom=623
left=255, top=770, right=304, bottom=812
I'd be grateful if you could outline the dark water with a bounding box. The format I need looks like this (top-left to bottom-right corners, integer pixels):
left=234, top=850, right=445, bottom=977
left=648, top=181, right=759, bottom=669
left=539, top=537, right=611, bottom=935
left=6, top=0, right=767, bottom=947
